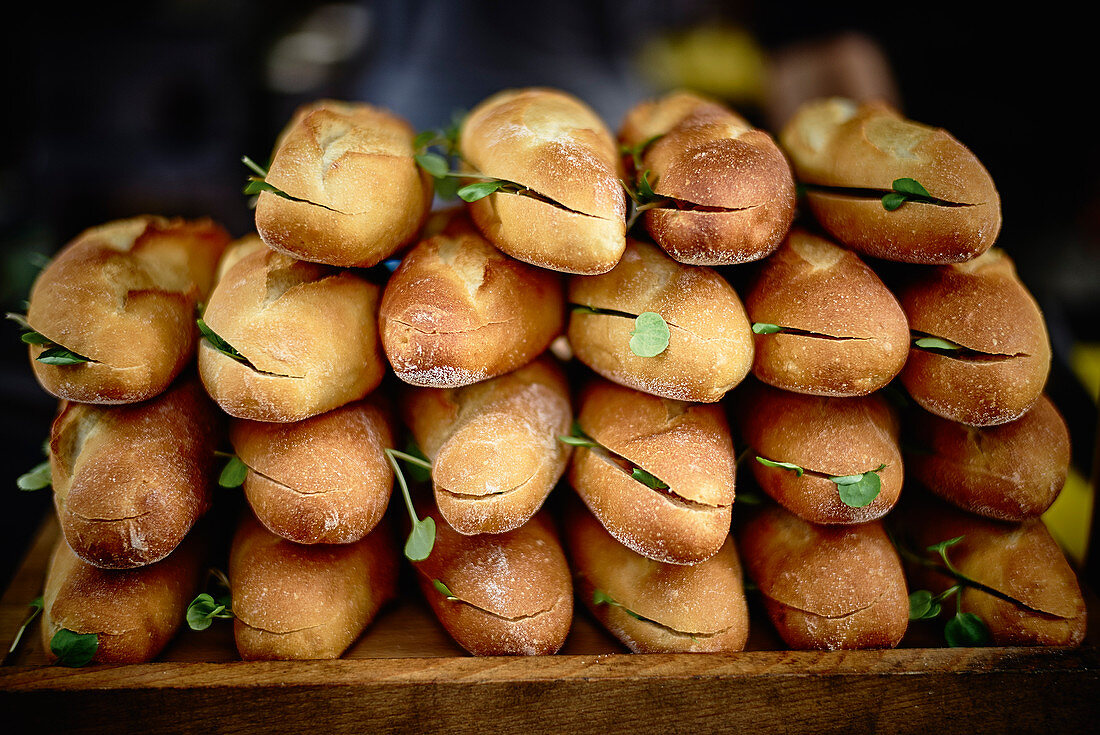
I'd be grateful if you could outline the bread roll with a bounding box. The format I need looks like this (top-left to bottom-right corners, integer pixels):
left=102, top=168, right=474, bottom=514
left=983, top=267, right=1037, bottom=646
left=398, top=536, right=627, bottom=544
left=739, top=504, right=908, bottom=650
left=459, top=87, right=627, bottom=274
left=215, top=233, right=268, bottom=284
left=229, top=512, right=399, bottom=660
left=619, top=90, right=795, bottom=265
left=569, top=378, right=735, bottom=564
left=401, top=356, right=571, bottom=535
left=230, top=397, right=394, bottom=545
left=568, top=239, right=753, bottom=402
left=780, top=98, right=1001, bottom=263
left=899, top=249, right=1051, bottom=426
left=50, top=377, right=220, bottom=569
left=25, top=215, right=229, bottom=404
left=412, top=506, right=573, bottom=656
left=379, top=217, right=564, bottom=388
left=745, top=228, right=909, bottom=396
left=906, top=395, right=1069, bottom=521
left=41, top=531, right=203, bottom=664
left=565, top=499, right=749, bottom=653
left=737, top=381, right=902, bottom=525
left=899, top=497, right=1086, bottom=647
left=254, top=99, right=432, bottom=267
left=198, top=246, right=385, bottom=422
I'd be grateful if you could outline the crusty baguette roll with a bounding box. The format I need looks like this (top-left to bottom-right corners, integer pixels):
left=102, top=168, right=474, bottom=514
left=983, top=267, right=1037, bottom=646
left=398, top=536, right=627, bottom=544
left=744, top=228, right=909, bottom=396
left=569, top=378, right=735, bottom=564
left=568, top=239, right=753, bottom=402
left=198, top=246, right=385, bottom=422
left=412, top=506, right=573, bottom=656
left=739, top=504, right=908, bottom=650
left=254, top=99, right=432, bottom=267
left=41, top=531, right=203, bottom=664
left=401, top=357, right=571, bottom=535
left=230, top=397, right=394, bottom=545
left=25, top=215, right=229, bottom=404
left=459, top=87, right=627, bottom=274
left=737, top=381, right=902, bottom=525
left=780, top=98, right=1001, bottom=263
left=565, top=499, right=749, bottom=653
left=50, top=377, right=220, bottom=569
left=899, top=249, right=1051, bottom=426
left=899, top=497, right=1086, bottom=647
left=618, top=90, right=796, bottom=265
left=379, top=217, right=564, bottom=388
left=906, top=395, right=1069, bottom=521
left=215, top=233, right=268, bottom=284
left=229, top=512, right=399, bottom=660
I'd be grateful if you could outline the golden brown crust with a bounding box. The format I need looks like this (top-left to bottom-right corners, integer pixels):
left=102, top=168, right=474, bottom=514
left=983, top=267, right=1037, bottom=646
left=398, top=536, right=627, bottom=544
left=198, top=247, right=385, bottom=422
left=745, top=228, right=909, bottom=396
left=737, top=382, right=902, bottom=525
left=255, top=99, right=432, bottom=267
left=230, top=397, right=395, bottom=545
left=899, top=249, right=1051, bottom=426
left=412, top=507, right=573, bottom=656
left=379, top=217, right=564, bottom=388
left=565, top=500, right=749, bottom=653
left=401, top=357, right=572, bottom=535
left=620, top=91, right=795, bottom=265
left=229, top=512, right=398, bottom=660
left=26, top=216, right=229, bottom=404
left=739, top=504, right=908, bottom=650
left=568, top=239, right=753, bottom=402
left=780, top=98, right=1001, bottom=264
left=41, top=532, right=203, bottom=664
left=215, top=234, right=268, bottom=284
left=900, top=498, right=1086, bottom=647
left=49, top=377, right=220, bottom=569
left=569, top=378, right=735, bottom=564
left=460, top=87, right=627, bottom=274
left=907, top=395, right=1069, bottom=521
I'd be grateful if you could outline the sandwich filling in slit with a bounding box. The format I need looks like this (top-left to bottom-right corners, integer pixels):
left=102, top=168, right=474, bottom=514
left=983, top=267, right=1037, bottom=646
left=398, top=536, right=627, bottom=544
left=910, top=332, right=1029, bottom=363
left=751, top=322, right=873, bottom=342
left=801, top=183, right=979, bottom=208
left=427, top=576, right=562, bottom=622
left=591, top=588, right=734, bottom=640
left=196, top=319, right=304, bottom=379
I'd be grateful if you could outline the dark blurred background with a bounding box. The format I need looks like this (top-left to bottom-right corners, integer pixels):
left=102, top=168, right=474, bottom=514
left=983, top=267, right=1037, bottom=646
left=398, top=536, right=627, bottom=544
left=2, top=1, right=1097, bottom=588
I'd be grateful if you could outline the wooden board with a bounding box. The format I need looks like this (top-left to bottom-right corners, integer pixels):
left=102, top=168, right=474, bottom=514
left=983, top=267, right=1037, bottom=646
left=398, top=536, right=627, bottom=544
left=1, top=513, right=1098, bottom=734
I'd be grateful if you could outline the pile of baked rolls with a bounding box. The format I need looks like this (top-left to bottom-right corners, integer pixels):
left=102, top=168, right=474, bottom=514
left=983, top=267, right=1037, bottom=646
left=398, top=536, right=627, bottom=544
left=15, top=88, right=1085, bottom=664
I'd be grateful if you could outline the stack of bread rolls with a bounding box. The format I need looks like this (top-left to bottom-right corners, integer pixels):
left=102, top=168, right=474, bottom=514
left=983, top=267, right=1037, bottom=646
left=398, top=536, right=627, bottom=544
left=15, top=87, right=1084, bottom=664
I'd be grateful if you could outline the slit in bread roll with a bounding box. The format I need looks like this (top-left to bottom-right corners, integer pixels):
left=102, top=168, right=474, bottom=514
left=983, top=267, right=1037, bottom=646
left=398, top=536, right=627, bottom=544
left=568, top=239, right=753, bottom=403
left=401, top=356, right=572, bottom=535
left=198, top=246, right=385, bottom=422
left=739, top=503, right=909, bottom=650
left=254, top=99, right=433, bottom=268
left=565, top=498, right=749, bottom=653
left=459, top=87, right=627, bottom=275
left=229, top=512, right=399, bottom=660
left=25, top=215, right=229, bottom=404
left=779, top=97, right=1001, bottom=264
left=41, top=530, right=204, bottom=664
left=412, top=505, right=573, bottom=656
left=897, top=496, right=1086, bottom=647
left=230, top=396, right=395, bottom=545
left=49, top=376, right=221, bottom=569
left=619, top=90, right=796, bottom=265
left=744, top=228, right=909, bottom=397
left=736, top=381, right=903, bottom=525
left=905, top=395, right=1070, bottom=521
left=899, top=249, right=1051, bottom=426
left=379, top=216, right=564, bottom=388
left=568, top=378, right=735, bottom=564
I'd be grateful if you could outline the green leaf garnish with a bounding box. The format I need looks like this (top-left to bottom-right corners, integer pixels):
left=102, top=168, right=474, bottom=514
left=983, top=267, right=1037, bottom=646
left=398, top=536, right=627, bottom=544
left=432, top=579, right=458, bottom=601
left=557, top=421, right=602, bottom=449
left=21, top=331, right=52, bottom=345
left=881, top=192, right=908, bottom=211
left=36, top=346, right=92, bottom=365
left=415, top=152, right=450, bottom=179
left=385, top=448, right=437, bottom=561
left=403, top=440, right=433, bottom=484
left=17, top=460, right=51, bottom=491
left=829, top=464, right=886, bottom=508
left=913, top=336, right=964, bottom=352
left=196, top=318, right=247, bottom=363
left=927, top=536, right=965, bottom=559
left=8, top=596, right=43, bottom=655
left=636, top=170, right=659, bottom=201
left=186, top=592, right=234, bottom=631
left=218, top=456, right=248, bottom=489
left=620, top=134, right=664, bottom=172
left=592, top=588, right=643, bottom=620
left=458, top=180, right=510, bottom=202
left=751, top=323, right=784, bottom=335
left=907, top=590, right=942, bottom=621
left=882, top=177, right=935, bottom=210
left=631, top=467, right=669, bottom=490
left=944, top=611, right=991, bottom=647
left=755, top=456, right=805, bottom=477
left=629, top=311, right=670, bottom=357
left=50, top=628, right=98, bottom=667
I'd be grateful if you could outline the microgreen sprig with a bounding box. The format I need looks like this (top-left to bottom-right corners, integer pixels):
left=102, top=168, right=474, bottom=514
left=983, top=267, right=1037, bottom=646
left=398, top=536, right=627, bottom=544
left=186, top=568, right=234, bottom=631
left=385, top=447, right=436, bottom=562
left=881, top=177, right=937, bottom=211
left=629, top=311, right=670, bottom=357
left=753, top=456, right=886, bottom=508
left=7, top=596, right=43, bottom=656
left=50, top=628, right=98, bottom=667
left=902, top=535, right=996, bottom=647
